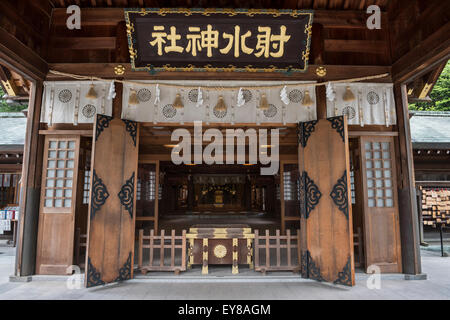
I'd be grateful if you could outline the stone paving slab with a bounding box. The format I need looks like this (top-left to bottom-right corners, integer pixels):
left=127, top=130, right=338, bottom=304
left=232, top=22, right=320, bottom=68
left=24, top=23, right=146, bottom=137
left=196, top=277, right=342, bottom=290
left=0, top=246, right=449, bottom=300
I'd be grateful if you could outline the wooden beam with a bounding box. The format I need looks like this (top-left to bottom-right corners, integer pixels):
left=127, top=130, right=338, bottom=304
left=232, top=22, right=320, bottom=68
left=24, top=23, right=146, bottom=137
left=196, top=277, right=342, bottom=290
left=392, top=22, right=450, bottom=84
left=324, top=40, right=388, bottom=55
left=0, top=1, right=46, bottom=42
left=47, top=63, right=392, bottom=82
left=50, top=8, right=387, bottom=29
left=0, top=27, right=48, bottom=81
left=0, top=66, right=20, bottom=96
left=0, top=164, right=23, bottom=172
left=49, top=37, right=116, bottom=50
left=418, top=63, right=447, bottom=99
left=39, top=130, right=93, bottom=136
left=348, top=131, right=398, bottom=137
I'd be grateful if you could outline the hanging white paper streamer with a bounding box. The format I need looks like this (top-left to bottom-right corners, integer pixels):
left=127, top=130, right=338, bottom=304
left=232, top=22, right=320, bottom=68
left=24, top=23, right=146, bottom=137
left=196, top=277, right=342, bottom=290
left=280, top=86, right=289, bottom=105
left=383, top=88, right=389, bottom=127
left=48, top=84, right=55, bottom=127
left=237, top=87, right=245, bottom=107
left=153, top=103, right=158, bottom=124
left=326, top=83, right=336, bottom=102
left=101, top=84, right=106, bottom=114
left=358, top=90, right=364, bottom=127
left=154, top=84, right=160, bottom=104
left=231, top=105, right=235, bottom=125
left=73, top=84, right=80, bottom=126
left=196, top=87, right=203, bottom=107
left=107, top=81, right=116, bottom=100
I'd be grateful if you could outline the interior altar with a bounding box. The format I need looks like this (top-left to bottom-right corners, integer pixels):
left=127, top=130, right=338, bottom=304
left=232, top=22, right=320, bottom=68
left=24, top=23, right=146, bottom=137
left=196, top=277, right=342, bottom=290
left=194, top=175, right=245, bottom=212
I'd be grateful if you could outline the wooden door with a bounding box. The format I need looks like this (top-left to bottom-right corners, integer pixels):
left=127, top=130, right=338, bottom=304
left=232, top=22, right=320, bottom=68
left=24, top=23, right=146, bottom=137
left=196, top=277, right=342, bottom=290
left=36, top=135, right=80, bottom=275
left=298, top=116, right=355, bottom=286
left=85, top=115, right=139, bottom=287
left=360, top=136, right=402, bottom=273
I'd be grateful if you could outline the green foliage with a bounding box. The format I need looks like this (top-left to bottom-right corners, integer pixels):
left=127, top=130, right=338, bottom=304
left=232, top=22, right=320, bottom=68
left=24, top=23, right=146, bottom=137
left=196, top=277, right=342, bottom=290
left=0, top=86, right=28, bottom=112
left=409, top=61, right=450, bottom=111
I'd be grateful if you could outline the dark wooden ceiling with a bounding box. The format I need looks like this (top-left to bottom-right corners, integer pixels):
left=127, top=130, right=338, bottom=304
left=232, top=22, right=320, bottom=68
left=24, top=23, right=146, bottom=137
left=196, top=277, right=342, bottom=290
left=139, top=125, right=299, bottom=156
left=0, top=0, right=448, bottom=86
left=49, top=0, right=389, bottom=10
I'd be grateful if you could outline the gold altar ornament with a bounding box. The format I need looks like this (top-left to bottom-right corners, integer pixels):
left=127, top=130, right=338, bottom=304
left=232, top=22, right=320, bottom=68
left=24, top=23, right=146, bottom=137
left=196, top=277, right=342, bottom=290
left=214, top=245, right=227, bottom=259
left=114, top=65, right=126, bottom=75
left=316, top=66, right=327, bottom=77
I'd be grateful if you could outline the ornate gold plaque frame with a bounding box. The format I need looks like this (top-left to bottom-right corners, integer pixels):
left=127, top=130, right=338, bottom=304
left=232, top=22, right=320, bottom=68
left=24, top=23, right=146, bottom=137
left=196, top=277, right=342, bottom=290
left=124, top=8, right=314, bottom=74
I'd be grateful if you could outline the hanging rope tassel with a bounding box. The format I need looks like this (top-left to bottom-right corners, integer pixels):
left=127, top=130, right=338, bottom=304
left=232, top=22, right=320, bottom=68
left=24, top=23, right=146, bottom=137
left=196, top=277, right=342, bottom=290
left=128, top=89, right=139, bottom=105
left=302, top=90, right=313, bottom=106
left=259, top=93, right=269, bottom=110
left=173, top=93, right=184, bottom=109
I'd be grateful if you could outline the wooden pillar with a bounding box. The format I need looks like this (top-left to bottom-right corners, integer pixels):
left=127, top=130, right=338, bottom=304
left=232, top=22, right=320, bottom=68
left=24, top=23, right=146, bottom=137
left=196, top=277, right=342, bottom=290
left=315, top=85, right=327, bottom=119
left=394, top=83, right=422, bottom=275
left=311, top=23, right=327, bottom=120
left=15, top=80, right=45, bottom=276
left=112, top=21, right=127, bottom=120
left=115, top=21, right=129, bottom=64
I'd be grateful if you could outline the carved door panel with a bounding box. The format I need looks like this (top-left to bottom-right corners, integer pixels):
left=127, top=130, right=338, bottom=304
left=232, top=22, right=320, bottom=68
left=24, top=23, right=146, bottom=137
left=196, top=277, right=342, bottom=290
left=298, top=116, right=355, bottom=286
left=85, top=115, right=139, bottom=287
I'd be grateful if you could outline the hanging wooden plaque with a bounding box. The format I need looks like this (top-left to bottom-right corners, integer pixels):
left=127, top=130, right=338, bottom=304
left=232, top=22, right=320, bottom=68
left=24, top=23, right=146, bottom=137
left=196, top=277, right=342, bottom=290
left=125, top=8, right=314, bottom=73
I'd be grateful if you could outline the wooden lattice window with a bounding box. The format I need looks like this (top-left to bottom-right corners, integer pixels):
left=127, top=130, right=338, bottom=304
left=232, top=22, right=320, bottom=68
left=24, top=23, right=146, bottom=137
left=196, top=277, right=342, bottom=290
left=42, top=137, right=80, bottom=211
left=137, top=169, right=156, bottom=201
left=363, top=140, right=395, bottom=208
left=283, top=166, right=299, bottom=201
left=83, top=169, right=91, bottom=205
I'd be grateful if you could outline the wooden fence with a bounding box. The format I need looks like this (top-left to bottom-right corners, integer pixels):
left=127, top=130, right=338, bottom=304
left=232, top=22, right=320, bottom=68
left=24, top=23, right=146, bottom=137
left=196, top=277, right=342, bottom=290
left=254, top=229, right=301, bottom=273
left=137, top=229, right=187, bottom=274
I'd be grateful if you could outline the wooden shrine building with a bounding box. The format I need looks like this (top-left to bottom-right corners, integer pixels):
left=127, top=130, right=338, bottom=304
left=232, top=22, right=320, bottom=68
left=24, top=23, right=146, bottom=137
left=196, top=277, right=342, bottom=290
left=0, top=0, right=449, bottom=288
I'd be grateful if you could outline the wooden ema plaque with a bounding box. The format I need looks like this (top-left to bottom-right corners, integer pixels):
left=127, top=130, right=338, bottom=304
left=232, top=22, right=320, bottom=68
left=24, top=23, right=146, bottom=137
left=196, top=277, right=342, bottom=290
left=186, top=224, right=255, bottom=274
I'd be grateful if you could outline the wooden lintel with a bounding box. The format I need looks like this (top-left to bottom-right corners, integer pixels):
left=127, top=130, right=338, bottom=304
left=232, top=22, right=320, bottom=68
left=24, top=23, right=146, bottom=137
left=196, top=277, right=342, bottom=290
left=139, top=153, right=298, bottom=162
left=47, top=63, right=392, bottom=82
left=348, top=131, right=399, bottom=137
left=39, top=130, right=93, bottom=136
left=324, top=40, right=388, bottom=55
left=51, top=8, right=386, bottom=29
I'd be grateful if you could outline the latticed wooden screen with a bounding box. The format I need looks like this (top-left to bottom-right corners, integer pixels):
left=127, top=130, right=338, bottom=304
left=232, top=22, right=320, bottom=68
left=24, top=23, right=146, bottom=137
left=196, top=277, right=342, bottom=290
left=42, top=138, right=79, bottom=210
left=363, top=140, right=395, bottom=208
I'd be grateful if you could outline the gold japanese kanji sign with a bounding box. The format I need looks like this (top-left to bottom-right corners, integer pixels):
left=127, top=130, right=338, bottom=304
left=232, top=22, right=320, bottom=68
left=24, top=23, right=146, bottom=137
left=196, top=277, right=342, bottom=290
left=124, top=8, right=314, bottom=73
